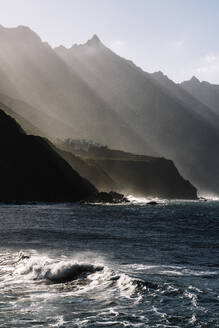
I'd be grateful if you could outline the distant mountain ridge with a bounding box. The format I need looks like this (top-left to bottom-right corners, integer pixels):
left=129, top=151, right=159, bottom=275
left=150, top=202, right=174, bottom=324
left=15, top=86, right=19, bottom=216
left=0, top=25, right=219, bottom=195
left=0, top=25, right=153, bottom=155
left=152, top=71, right=219, bottom=128
left=55, top=34, right=219, bottom=195
left=181, top=76, right=219, bottom=114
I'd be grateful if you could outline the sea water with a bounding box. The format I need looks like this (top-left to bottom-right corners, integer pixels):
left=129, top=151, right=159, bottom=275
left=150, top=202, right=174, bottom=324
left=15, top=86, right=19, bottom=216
left=0, top=200, right=218, bottom=327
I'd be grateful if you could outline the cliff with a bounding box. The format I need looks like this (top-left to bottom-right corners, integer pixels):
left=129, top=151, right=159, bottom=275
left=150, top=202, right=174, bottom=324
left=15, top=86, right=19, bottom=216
left=90, top=158, right=197, bottom=199
left=56, top=140, right=197, bottom=199
left=0, top=109, right=97, bottom=202
left=54, top=147, right=116, bottom=192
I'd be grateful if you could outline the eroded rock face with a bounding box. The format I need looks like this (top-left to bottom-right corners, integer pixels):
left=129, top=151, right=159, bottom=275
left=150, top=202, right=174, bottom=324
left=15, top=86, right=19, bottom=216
left=88, top=158, right=197, bottom=200
left=56, top=141, right=197, bottom=200
left=0, top=109, right=97, bottom=202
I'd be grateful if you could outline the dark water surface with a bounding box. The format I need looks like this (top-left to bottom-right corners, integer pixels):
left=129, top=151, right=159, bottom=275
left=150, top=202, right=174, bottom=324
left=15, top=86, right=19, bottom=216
left=0, top=200, right=218, bottom=327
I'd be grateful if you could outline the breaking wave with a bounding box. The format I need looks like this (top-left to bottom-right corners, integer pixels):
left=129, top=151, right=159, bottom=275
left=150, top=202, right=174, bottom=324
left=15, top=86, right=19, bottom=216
left=0, top=249, right=218, bottom=327
left=1, top=251, right=152, bottom=299
left=14, top=255, right=104, bottom=283
left=127, top=194, right=166, bottom=204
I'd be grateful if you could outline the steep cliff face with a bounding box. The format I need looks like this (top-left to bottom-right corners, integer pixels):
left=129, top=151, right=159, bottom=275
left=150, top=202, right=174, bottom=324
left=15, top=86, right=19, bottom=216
left=56, top=141, right=197, bottom=199
left=0, top=109, right=97, bottom=202
left=54, top=147, right=116, bottom=192
left=89, top=158, right=197, bottom=199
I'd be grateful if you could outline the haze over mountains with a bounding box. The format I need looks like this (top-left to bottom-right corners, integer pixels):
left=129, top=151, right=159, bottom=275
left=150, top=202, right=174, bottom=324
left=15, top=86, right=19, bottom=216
left=0, top=25, right=219, bottom=196
left=181, top=76, right=219, bottom=115
left=56, top=139, right=197, bottom=199
left=0, top=25, right=151, bottom=154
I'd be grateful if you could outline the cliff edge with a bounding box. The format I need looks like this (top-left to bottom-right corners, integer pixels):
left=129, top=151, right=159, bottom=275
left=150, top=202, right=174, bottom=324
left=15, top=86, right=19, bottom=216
left=0, top=109, right=97, bottom=202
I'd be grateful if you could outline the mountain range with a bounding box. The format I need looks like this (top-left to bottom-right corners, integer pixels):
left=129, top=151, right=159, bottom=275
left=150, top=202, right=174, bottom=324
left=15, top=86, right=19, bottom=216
left=181, top=76, right=219, bottom=115
left=0, top=25, right=219, bottom=196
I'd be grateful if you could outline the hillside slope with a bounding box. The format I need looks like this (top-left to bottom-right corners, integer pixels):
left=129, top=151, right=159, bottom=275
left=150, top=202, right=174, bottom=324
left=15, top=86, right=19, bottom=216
left=0, top=25, right=153, bottom=154
left=0, top=109, right=97, bottom=202
left=55, top=36, right=219, bottom=195
left=56, top=140, right=197, bottom=199
left=181, top=76, right=219, bottom=114
left=0, top=25, right=219, bottom=195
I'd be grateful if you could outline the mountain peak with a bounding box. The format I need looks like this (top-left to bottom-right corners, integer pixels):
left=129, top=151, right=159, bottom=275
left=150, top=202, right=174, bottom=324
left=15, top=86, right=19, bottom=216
left=190, top=76, right=200, bottom=83
left=91, top=34, right=101, bottom=42
left=86, top=34, right=102, bottom=47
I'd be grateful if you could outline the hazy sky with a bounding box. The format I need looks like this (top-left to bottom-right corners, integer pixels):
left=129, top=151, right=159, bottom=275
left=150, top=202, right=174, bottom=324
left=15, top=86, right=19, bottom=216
left=0, top=0, right=219, bottom=83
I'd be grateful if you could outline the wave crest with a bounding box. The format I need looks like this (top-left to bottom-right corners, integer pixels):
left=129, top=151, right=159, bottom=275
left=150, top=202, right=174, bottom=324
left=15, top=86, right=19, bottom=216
left=14, top=256, right=103, bottom=283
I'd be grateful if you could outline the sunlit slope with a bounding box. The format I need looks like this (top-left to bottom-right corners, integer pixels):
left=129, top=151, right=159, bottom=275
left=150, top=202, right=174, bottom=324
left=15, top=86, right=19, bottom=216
left=0, top=25, right=152, bottom=155
left=0, top=25, right=219, bottom=195
left=56, top=35, right=219, bottom=195
left=152, top=72, right=219, bottom=128
left=0, top=92, right=81, bottom=139
left=181, top=76, right=219, bottom=114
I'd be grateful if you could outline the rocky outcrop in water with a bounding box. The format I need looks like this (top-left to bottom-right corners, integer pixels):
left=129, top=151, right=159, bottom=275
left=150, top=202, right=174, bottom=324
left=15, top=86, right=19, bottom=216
left=85, top=191, right=129, bottom=204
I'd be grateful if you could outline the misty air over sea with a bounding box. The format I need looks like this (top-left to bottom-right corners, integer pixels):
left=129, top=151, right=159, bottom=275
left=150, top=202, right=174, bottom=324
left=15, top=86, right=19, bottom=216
left=0, top=198, right=218, bottom=328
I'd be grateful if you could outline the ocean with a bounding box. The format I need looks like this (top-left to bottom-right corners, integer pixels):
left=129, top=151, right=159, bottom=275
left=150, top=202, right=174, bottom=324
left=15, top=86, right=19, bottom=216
left=0, top=199, right=218, bottom=327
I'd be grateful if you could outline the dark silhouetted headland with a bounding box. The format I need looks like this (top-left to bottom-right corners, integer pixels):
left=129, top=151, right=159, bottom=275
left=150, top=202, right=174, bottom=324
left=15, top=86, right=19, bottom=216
left=0, top=109, right=97, bottom=202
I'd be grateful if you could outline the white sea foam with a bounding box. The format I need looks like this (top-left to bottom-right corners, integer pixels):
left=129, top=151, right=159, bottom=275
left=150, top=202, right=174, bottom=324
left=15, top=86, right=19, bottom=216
left=127, top=194, right=166, bottom=204
left=188, top=285, right=203, bottom=293
left=0, top=249, right=216, bottom=327
left=13, top=255, right=103, bottom=282
left=199, top=192, right=219, bottom=201
left=5, top=252, right=144, bottom=303
left=189, top=314, right=197, bottom=324
left=49, top=315, right=65, bottom=327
